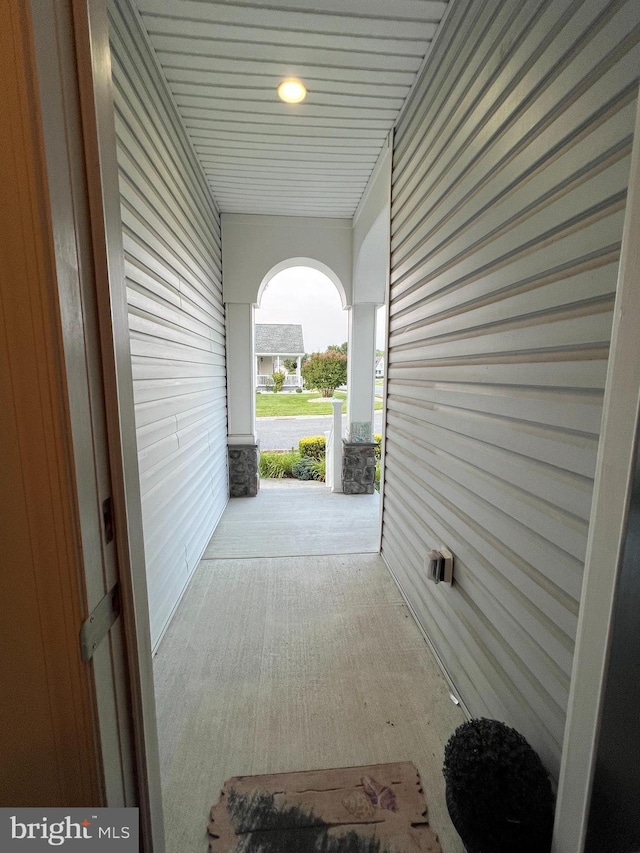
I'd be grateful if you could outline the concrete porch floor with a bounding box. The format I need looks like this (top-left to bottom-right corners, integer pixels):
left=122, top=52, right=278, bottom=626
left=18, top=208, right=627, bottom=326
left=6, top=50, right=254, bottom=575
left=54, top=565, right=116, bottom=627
left=153, top=482, right=466, bottom=853
left=203, top=477, right=381, bottom=558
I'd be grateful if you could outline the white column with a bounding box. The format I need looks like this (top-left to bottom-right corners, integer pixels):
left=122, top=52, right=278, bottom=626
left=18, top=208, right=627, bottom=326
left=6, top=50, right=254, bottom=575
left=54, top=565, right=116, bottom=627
left=226, top=302, right=256, bottom=444
left=296, top=355, right=301, bottom=386
left=347, top=302, right=378, bottom=436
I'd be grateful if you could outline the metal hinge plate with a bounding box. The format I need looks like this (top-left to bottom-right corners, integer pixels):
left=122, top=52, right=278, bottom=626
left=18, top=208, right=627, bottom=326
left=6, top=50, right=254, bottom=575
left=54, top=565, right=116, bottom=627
left=80, top=582, right=121, bottom=662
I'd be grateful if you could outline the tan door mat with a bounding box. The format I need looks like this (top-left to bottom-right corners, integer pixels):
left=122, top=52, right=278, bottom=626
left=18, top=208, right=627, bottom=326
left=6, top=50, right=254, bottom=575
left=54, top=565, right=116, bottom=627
left=208, top=761, right=442, bottom=852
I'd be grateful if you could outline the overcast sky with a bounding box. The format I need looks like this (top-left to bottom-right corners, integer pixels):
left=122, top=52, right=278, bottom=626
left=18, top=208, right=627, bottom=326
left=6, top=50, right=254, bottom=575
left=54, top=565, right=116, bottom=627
left=254, top=266, right=386, bottom=353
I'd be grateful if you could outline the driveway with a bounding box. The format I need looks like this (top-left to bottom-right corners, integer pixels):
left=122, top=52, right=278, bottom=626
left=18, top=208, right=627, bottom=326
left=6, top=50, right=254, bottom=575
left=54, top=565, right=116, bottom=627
left=257, top=411, right=384, bottom=451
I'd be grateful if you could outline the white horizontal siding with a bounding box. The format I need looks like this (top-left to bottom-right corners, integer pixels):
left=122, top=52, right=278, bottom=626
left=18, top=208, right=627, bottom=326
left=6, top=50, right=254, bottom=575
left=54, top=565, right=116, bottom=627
left=383, top=0, right=640, bottom=777
left=109, top=0, right=228, bottom=649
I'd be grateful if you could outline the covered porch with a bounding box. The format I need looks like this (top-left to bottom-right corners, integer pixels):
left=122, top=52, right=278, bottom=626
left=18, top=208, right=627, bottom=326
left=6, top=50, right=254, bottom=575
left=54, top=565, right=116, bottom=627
left=153, top=479, right=466, bottom=852
left=9, top=0, right=640, bottom=851
left=256, top=370, right=303, bottom=390
left=255, top=323, right=305, bottom=390
left=94, top=3, right=640, bottom=849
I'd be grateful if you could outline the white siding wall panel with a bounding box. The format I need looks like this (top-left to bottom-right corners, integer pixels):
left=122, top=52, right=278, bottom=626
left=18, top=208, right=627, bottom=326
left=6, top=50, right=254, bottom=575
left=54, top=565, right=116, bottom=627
left=383, top=0, right=640, bottom=776
left=109, top=1, right=228, bottom=649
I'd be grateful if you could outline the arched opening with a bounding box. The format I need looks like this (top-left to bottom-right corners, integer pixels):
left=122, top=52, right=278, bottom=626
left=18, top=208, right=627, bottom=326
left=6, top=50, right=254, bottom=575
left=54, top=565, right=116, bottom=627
left=256, top=257, right=348, bottom=310
left=254, top=264, right=348, bottom=467
left=252, top=260, right=384, bottom=500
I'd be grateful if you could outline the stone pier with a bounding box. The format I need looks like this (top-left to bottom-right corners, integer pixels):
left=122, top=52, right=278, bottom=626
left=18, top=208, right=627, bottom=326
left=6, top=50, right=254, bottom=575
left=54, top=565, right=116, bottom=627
left=228, top=444, right=259, bottom=497
left=342, top=440, right=378, bottom=495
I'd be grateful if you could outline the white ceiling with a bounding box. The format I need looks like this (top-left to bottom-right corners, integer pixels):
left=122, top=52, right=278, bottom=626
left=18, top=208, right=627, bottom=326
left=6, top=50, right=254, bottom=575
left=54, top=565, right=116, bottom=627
left=134, top=0, right=449, bottom=218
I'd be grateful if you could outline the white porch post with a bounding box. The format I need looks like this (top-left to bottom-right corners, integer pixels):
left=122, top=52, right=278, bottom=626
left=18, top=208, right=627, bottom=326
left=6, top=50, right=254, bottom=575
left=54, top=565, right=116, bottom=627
left=326, top=398, right=344, bottom=492
left=347, top=302, right=378, bottom=436
left=225, top=302, right=259, bottom=496
left=226, top=302, right=256, bottom=443
left=296, top=355, right=302, bottom=387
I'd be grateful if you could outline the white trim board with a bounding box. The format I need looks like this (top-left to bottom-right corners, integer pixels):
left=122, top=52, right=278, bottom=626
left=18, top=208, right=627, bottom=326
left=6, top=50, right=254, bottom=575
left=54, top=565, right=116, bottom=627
left=553, top=86, right=640, bottom=853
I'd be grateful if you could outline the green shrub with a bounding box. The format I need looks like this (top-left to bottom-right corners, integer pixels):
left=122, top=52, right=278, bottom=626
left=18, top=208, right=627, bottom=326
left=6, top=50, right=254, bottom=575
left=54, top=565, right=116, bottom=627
left=375, top=461, right=381, bottom=492
left=259, top=450, right=300, bottom=479
left=374, top=433, right=382, bottom=460
left=295, top=387, right=303, bottom=393
left=299, top=435, right=326, bottom=460
left=292, top=456, right=326, bottom=482
left=292, top=456, right=317, bottom=480
left=312, top=457, right=326, bottom=481
left=271, top=371, right=285, bottom=393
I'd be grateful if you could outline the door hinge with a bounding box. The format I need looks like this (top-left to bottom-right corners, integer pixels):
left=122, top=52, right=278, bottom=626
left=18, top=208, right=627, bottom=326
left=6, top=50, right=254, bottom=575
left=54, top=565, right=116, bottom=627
left=102, top=496, right=114, bottom=544
left=80, top=582, right=121, bottom=662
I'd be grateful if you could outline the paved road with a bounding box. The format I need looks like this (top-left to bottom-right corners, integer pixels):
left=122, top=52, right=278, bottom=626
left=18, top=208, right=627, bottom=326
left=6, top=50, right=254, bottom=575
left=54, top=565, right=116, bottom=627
left=257, top=411, right=384, bottom=451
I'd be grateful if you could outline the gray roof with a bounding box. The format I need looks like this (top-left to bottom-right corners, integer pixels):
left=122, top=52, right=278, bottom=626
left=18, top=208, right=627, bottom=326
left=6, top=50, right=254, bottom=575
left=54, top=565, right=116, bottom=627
left=255, top=324, right=305, bottom=355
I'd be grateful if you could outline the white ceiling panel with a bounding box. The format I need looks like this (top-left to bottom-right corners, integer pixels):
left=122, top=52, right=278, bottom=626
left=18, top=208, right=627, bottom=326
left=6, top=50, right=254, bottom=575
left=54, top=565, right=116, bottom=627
left=134, top=0, right=449, bottom=217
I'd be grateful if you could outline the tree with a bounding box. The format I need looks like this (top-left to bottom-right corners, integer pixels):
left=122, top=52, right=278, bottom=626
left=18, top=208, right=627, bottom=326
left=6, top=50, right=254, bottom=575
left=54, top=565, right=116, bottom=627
left=283, top=358, right=298, bottom=372
left=301, top=351, right=347, bottom=397
left=327, top=342, right=348, bottom=356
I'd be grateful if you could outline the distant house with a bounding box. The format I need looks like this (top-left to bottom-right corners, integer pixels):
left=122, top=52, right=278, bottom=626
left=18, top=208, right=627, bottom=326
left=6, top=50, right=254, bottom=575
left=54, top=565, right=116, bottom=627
left=255, top=324, right=305, bottom=389
left=375, top=357, right=385, bottom=379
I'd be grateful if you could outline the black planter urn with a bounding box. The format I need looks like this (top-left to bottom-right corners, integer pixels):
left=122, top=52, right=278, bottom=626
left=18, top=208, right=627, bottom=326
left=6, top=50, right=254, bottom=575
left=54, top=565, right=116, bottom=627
left=443, top=718, right=554, bottom=853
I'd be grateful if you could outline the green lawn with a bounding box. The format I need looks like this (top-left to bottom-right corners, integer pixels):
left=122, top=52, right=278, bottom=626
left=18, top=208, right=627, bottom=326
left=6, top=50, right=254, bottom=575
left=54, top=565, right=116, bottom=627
left=256, top=390, right=382, bottom=417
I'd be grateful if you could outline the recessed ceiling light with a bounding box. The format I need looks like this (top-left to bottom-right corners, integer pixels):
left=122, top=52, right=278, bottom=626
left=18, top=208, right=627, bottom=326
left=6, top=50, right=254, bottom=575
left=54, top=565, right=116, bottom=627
left=277, top=79, right=307, bottom=104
